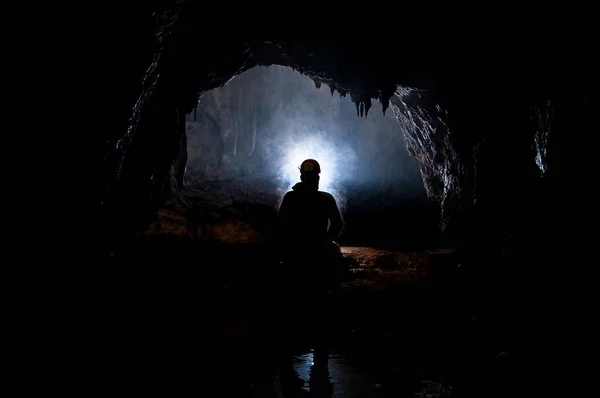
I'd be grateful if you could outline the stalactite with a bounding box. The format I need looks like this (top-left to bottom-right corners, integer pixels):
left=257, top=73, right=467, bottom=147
left=365, top=98, right=372, bottom=117
left=233, top=128, right=237, bottom=156
left=250, top=102, right=257, bottom=156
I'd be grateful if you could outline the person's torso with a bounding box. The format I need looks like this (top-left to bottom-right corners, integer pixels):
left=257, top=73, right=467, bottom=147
left=284, top=190, right=333, bottom=233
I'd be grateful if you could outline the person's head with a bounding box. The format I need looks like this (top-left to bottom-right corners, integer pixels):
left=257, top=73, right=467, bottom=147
left=299, top=159, right=321, bottom=189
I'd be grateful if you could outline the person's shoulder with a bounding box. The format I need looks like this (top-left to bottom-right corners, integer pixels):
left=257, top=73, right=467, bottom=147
left=317, top=191, right=336, bottom=201
left=282, top=190, right=297, bottom=200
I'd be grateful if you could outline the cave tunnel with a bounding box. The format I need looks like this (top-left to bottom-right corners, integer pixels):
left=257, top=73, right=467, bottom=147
left=62, top=2, right=595, bottom=397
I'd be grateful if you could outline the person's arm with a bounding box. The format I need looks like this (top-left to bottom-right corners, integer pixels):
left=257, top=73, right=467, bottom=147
left=327, top=196, right=343, bottom=241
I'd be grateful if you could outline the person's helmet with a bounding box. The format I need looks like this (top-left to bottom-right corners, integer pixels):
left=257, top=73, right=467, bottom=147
left=299, top=159, right=321, bottom=174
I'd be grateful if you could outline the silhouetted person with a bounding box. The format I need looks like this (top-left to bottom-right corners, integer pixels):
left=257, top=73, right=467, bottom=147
left=276, top=159, right=344, bottom=347
left=277, top=159, right=343, bottom=259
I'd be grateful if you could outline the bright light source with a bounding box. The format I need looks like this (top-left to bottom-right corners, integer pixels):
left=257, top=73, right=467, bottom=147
left=280, top=136, right=340, bottom=193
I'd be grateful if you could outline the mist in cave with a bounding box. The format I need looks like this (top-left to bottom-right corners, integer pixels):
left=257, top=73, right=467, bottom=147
left=176, top=66, right=438, bottom=248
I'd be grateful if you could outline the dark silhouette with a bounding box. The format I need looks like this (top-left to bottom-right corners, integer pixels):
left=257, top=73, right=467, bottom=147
left=275, top=158, right=343, bottom=340
left=277, top=159, right=343, bottom=258
left=276, top=159, right=344, bottom=291
left=274, top=159, right=343, bottom=396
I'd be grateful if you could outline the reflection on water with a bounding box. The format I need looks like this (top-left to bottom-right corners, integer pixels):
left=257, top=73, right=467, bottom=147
left=293, top=349, right=315, bottom=391
left=292, top=348, right=334, bottom=396
left=258, top=346, right=451, bottom=398
left=273, top=347, right=385, bottom=397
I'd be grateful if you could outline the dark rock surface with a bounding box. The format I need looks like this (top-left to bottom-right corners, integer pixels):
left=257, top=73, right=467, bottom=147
left=143, top=181, right=278, bottom=244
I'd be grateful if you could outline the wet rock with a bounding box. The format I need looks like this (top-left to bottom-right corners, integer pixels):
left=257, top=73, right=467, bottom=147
left=415, top=379, right=452, bottom=398
left=204, top=219, right=264, bottom=244
left=140, top=181, right=277, bottom=245
left=144, top=209, right=188, bottom=236
left=390, top=88, right=454, bottom=228
left=219, top=198, right=234, bottom=207
left=339, top=246, right=457, bottom=288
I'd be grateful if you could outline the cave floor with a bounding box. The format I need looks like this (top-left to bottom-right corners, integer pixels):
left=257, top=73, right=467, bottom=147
left=100, top=237, right=515, bottom=397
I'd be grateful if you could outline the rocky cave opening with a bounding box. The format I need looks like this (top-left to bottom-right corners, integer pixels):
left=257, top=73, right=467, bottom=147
left=64, top=3, right=594, bottom=397
left=146, top=65, right=440, bottom=251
